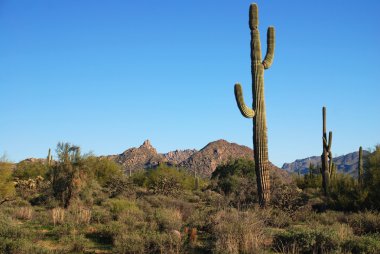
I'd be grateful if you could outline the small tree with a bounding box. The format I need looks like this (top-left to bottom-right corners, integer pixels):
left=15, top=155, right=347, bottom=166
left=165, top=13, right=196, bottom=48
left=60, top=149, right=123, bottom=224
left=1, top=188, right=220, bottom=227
left=49, top=142, right=83, bottom=208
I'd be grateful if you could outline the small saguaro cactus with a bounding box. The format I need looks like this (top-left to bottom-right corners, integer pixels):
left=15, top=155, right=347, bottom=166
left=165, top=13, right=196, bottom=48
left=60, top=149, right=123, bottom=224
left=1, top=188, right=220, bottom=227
left=358, top=146, right=363, bottom=186
left=234, top=3, right=275, bottom=207
left=321, top=106, right=333, bottom=196
left=47, top=148, right=52, bottom=166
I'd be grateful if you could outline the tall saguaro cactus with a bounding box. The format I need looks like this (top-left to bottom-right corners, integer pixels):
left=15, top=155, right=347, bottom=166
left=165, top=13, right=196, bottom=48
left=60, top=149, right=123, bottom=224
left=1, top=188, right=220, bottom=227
left=321, top=107, right=333, bottom=195
left=358, top=146, right=363, bottom=186
left=234, top=3, right=275, bottom=207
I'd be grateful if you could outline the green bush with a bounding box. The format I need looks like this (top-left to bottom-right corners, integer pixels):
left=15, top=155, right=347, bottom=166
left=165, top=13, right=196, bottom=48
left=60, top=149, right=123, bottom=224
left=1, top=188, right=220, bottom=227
left=343, top=235, right=380, bottom=254
left=13, top=160, right=49, bottom=180
left=328, top=173, right=367, bottom=211
left=272, top=225, right=340, bottom=254
left=113, top=231, right=145, bottom=254
left=211, top=159, right=257, bottom=208
left=364, top=145, right=380, bottom=209
left=146, top=165, right=195, bottom=196
left=154, top=207, right=183, bottom=231
left=345, top=211, right=380, bottom=235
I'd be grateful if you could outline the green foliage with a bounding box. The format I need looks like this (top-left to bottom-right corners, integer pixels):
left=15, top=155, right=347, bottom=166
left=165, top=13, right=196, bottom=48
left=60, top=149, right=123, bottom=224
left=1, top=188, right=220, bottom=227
left=272, top=225, right=339, bottom=253
left=345, top=211, right=380, bottom=235
left=146, top=164, right=196, bottom=196
left=364, top=145, right=380, bottom=209
left=296, top=163, right=322, bottom=190
left=271, top=184, right=308, bottom=214
left=14, top=161, right=49, bottom=180
left=211, top=159, right=257, bottom=208
left=82, top=156, right=123, bottom=186
left=327, top=173, right=367, bottom=211
left=0, top=162, right=15, bottom=204
left=343, top=235, right=380, bottom=254
left=48, top=142, right=84, bottom=208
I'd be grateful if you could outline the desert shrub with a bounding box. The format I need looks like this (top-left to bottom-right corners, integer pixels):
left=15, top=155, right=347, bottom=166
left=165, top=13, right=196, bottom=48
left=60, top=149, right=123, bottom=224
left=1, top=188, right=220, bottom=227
left=296, top=164, right=322, bottom=190
left=0, top=238, right=51, bottom=254
left=314, top=210, right=347, bottom=226
left=145, top=231, right=183, bottom=254
left=342, top=235, right=380, bottom=254
left=154, top=207, right=183, bottom=231
left=0, top=162, right=16, bottom=205
left=14, top=176, right=47, bottom=201
left=15, top=206, right=33, bottom=220
left=113, top=231, right=145, bottom=254
left=0, top=213, right=50, bottom=253
left=272, top=225, right=340, bottom=254
left=146, top=165, right=195, bottom=196
left=130, top=170, right=148, bottom=187
left=256, top=207, right=292, bottom=228
left=327, top=173, right=367, bottom=211
left=211, top=159, right=257, bottom=208
left=48, top=142, right=85, bottom=208
left=104, top=198, right=140, bottom=221
left=271, top=183, right=308, bottom=214
left=104, top=174, right=135, bottom=198
left=69, top=205, right=92, bottom=225
left=89, top=222, right=123, bottom=245
left=82, top=156, right=123, bottom=186
left=61, top=233, right=90, bottom=253
left=364, top=145, right=380, bottom=209
left=13, top=160, right=48, bottom=180
left=345, top=211, right=380, bottom=235
left=91, top=205, right=112, bottom=224
left=211, top=208, right=264, bottom=254
left=78, top=178, right=105, bottom=206
left=186, top=206, right=214, bottom=230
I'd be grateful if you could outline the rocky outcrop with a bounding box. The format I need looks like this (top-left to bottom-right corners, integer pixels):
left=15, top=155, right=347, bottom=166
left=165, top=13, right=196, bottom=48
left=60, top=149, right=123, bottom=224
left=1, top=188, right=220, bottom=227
left=179, top=139, right=253, bottom=177
left=109, top=140, right=166, bottom=174
left=106, top=139, right=284, bottom=178
left=163, top=149, right=197, bottom=166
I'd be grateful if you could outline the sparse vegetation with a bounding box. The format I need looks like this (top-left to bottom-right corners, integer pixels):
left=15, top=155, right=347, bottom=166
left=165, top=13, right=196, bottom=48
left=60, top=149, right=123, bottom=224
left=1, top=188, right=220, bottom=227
left=2, top=145, right=380, bottom=253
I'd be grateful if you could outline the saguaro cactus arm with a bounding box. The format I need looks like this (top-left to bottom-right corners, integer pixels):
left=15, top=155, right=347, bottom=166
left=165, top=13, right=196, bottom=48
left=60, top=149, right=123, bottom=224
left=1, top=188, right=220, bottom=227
left=323, top=131, right=333, bottom=152
left=234, top=83, right=255, bottom=118
left=263, top=27, right=275, bottom=69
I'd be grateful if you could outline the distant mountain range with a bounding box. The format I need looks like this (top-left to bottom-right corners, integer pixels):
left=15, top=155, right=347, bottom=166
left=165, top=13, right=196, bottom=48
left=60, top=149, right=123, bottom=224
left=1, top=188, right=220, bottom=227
left=281, top=150, right=370, bottom=177
left=105, top=139, right=282, bottom=178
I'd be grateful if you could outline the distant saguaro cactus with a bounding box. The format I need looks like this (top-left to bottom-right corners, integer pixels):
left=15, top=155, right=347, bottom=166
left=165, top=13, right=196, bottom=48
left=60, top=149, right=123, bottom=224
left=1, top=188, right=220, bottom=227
left=358, top=146, right=363, bottom=186
left=234, top=3, right=275, bottom=207
left=321, top=107, right=333, bottom=195
left=47, top=148, right=52, bottom=166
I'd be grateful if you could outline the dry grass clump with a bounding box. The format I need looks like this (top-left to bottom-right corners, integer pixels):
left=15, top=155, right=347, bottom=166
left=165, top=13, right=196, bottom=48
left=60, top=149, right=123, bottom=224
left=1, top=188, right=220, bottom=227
left=52, top=207, right=65, bottom=226
left=211, top=208, right=265, bottom=254
left=15, top=206, right=33, bottom=220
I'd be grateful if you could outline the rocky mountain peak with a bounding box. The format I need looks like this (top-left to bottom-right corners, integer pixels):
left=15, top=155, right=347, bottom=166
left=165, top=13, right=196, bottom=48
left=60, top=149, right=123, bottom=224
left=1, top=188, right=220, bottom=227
left=139, top=139, right=155, bottom=152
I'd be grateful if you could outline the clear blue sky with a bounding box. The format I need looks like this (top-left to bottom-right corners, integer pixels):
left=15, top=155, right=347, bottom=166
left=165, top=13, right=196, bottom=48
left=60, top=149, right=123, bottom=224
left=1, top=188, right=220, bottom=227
left=1, top=0, right=379, bottom=166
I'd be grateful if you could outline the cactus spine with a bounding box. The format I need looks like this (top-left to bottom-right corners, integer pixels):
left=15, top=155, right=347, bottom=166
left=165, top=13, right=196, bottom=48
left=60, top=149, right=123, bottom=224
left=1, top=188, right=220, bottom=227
left=321, top=107, right=333, bottom=195
left=234, top=3, right=275, bottom=207
left=358, top=146, right=363, bottom=186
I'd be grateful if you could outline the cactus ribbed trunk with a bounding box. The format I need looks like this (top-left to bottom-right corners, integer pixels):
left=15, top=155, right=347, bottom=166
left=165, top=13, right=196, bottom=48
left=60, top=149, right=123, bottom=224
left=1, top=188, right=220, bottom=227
left=321, top=107, right=332, bottom=196
left=252, top=42, right=270, bottom=205
left=234, top=3, right=275, bottom=207
left=358, top=146, right=363, bottom=186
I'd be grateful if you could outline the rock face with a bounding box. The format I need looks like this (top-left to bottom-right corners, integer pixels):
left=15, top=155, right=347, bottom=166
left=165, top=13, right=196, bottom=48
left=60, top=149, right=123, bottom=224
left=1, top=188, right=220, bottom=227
left=282, top=150, right=370, bottom=177
left=163, top=149, right=197, bottom=166
left=110, top=140, right=166, bottom=174
left=108, top=139, right=284, bottom=178
left=179, top=139, right=253, bottom=177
